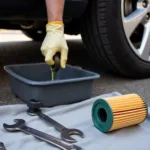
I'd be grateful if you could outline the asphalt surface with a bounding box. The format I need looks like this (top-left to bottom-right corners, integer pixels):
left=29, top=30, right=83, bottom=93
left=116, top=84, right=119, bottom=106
left=0, top=33, right=150, bottom=106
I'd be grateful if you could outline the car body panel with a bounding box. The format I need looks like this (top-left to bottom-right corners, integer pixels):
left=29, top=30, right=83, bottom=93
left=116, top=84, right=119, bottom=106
left=0, top=0, right=88, bottom=21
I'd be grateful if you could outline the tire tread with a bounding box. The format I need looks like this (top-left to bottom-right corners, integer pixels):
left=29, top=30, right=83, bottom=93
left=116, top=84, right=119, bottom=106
left=81, top=0, right=126, bottom=75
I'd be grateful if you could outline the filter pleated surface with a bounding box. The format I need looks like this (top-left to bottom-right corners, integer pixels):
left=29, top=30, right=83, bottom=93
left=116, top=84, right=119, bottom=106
left=92, top=94, right=148, bottom=133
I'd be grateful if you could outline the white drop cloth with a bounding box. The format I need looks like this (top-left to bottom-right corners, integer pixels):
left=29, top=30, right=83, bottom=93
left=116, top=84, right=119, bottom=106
left=0, top=92, right=150, bottom=150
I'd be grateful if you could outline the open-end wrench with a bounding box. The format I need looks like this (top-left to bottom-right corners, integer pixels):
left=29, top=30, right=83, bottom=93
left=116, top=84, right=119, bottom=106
left=0, top=143, right=6, bottom=150
left=3, top=119, right=83, bottom=150
left=27, top=107, right=85, bottom=143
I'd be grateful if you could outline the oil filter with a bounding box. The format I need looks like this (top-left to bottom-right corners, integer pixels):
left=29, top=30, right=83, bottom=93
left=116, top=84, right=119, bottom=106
left=92, top=94, right=148, bottom=133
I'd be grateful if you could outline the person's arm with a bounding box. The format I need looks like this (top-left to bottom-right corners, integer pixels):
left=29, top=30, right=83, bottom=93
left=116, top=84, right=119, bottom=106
left=45, top=0, right=65, bottom=22
left=41, top=0, right=68, bottom=68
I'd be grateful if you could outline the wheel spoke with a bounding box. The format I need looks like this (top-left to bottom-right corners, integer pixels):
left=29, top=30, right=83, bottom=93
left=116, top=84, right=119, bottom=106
left=139, top=23, right=150, bottom=60
left=123, top=8, right=148, bottom=38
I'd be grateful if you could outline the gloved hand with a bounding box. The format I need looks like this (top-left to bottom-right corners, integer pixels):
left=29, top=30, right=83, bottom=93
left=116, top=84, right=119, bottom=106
left=41, top=21, right=68, bottom=68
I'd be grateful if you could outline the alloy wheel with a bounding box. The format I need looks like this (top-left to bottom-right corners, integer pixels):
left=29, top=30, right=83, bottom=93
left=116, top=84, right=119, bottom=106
left=122, top=0, right=150, bottom=61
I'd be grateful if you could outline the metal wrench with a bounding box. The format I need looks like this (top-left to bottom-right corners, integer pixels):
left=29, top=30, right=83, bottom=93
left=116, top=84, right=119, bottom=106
left=3, top=119, right=83, bottom=150
left=28, top=108, right=85, bottom=143
left=0, top=143, right=6, bottom=150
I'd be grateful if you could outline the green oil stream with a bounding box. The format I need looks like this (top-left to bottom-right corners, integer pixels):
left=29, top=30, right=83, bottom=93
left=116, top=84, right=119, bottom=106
left=50, top=67, right=55, bottom=81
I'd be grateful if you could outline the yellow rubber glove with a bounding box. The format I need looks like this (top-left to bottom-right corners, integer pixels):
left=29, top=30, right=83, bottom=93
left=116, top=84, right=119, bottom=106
left=41, top=21, right=68, bottom=68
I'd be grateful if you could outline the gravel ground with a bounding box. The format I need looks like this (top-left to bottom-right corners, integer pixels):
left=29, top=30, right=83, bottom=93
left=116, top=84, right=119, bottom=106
left=0, top=31, right=150, bottom=106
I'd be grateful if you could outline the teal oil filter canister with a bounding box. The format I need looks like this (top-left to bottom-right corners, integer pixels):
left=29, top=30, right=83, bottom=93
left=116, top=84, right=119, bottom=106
left=92, top=94, right=148, bottom=133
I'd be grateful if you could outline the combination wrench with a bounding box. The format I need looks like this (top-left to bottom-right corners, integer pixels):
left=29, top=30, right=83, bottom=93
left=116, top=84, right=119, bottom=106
left=0, top=143, right=6, bottom=150
left=27, top=107, right=84, bottom=143
left=3, top=119, right=83, bottom=150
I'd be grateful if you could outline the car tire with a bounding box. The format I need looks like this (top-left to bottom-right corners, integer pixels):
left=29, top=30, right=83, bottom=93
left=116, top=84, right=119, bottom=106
left=22, top=30, right=46, bottom=41
left=81, top=0, right=150, bottom=78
